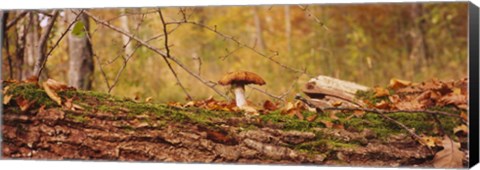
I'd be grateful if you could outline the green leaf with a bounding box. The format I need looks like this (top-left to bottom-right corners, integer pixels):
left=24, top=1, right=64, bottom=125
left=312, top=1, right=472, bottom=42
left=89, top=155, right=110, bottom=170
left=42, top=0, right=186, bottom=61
left=71, top=21, right=86, bottom=37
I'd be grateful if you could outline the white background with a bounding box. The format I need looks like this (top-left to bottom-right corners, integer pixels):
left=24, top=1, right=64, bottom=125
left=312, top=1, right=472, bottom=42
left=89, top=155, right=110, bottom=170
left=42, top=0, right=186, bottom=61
left=0, top=0, right=479, bottom=170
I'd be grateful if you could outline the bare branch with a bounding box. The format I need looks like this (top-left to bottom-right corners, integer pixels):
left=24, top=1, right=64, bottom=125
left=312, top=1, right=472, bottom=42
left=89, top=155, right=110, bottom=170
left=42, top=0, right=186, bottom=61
left=83, top=11, right=229, bottom=100
left=165, top=20, right=310, bottom=76
left=158, top=9, right=193, bottom=101
left=297, top=5, right=329, bottom=31
left=249, top=86, right=285, bottom=102
left=6, top=11, right=28, bottom=30
left=33, top=10, right=59, bottom=77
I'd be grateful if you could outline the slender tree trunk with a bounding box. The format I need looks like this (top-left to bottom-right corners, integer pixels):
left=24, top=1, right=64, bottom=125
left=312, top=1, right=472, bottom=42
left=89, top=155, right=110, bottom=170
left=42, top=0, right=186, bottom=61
left=119, top=8, right=132, bottom=57
left=66, top=9, right=94, bottom=90
left=284, top=5, right=292, bottom=55
left=252, top=7, right=266, bottom=52
left=15, top=12, right=28, bottom=81
left=1, top=11, right=12, bottom=79
left=408, top=4, right=429, bottom=78
left=33, top=10, right=59, bottom=78
left=23, top=12, right=39, bottom=79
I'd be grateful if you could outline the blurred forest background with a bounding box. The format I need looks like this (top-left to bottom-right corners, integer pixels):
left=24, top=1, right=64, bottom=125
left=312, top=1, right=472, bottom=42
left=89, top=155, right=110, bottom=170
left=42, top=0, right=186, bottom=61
left=1, top=2, right=468, bottom=103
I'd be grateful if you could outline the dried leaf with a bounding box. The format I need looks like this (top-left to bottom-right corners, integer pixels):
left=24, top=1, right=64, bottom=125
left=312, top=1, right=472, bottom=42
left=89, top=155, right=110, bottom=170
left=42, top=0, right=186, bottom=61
left=184, top=101, right=195, bottom=107
left=294, top=110, right=304, bottom=120
left=3, top=94, right=13, bottom=105
left=145, top=97, right=153, bottom=102
left=331, top=101, right=343, bottom=107
left=333, top=123, right=344, bottom=129
left=44, top=79, right=70, bottom=91
left=64, top=97, right=74, bottom=110
left=420, top=136, right=441, bottom=148
left=306, top=114, right=318, bottom=122
left=374, top=87, right=390, bottom=97
left=240, top=105, right=259, bottom=116
left=389, top=78, right=412, bottom=90
left=460, top=112, right=467, bottom=121
left=374, top=100, right=390, bottom=109
left=433, top=135, right=465, bottom=168
left=328, top=111, right=339, bottom=120
left=453, top=125, right=468, bottom=135
left=43, top=82, right=62, bottom=105
left=353, top=110, right=366, bottom=118
left=320, top=120, right=333, bottom=128
left=280, top=102, right=295, bottom=114
left=263, top=100, right=278, bottom=111
left=438, top=94, right=467, bottom=108
left=15, top=96, right=36, bottom=112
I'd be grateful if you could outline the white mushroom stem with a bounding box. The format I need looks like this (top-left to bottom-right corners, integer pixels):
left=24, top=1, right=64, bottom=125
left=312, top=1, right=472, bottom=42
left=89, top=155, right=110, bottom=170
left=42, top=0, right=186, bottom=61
left=232, top=84, right=247, bottom=108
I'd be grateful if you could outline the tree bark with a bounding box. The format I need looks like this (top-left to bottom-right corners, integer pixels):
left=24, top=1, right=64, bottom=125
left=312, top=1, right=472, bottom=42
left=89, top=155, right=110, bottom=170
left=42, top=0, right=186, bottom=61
left=66, top=9, right=94, bottom=90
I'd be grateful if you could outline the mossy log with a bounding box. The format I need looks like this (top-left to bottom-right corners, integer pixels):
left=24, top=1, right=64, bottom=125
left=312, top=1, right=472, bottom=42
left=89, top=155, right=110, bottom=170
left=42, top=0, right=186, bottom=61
left=1, top=83, right=466, bottom=167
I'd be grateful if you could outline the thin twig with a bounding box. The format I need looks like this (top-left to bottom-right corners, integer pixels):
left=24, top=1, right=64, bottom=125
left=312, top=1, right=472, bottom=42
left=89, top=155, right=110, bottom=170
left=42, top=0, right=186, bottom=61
left=297, top=5, right=329, bottom=31
left=83, top=11, right=229, bottom=100
left=166, top=20, right=309, bottom=76
left=33, top=10, right=59, bottom=77
left=36, top=10, right=84, bottom=78
left=6, top=11, right=28, bottom=30
left=158, top=9, right=193, bottom=101
left=249, top=86, right=285, bottom=102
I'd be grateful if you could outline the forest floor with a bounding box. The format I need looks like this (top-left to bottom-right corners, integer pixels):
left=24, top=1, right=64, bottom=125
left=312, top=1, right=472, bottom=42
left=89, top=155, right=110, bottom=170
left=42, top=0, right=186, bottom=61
left=1, top=80, right=468, bottom=168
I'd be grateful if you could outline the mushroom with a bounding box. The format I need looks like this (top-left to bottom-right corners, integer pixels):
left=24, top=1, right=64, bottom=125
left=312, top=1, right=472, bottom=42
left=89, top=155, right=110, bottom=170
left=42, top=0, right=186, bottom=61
left=218, top=71, right=266, bottom=108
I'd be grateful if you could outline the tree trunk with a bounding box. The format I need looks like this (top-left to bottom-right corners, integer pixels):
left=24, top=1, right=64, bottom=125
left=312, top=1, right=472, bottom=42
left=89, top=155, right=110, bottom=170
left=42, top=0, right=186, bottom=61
left=1, top=82, right=439, bottom=166
left=408, top=4, right=429, bottom=78
left=66, top=9, right=94, bottom=90
left=23, top=12, right=39, bottom=79
left=284, top=5, right=292, bottom=55
left=252, top=7, right=266, bottom=52
left=15, top=12, right=28, bottom=81
left=119, top=9, right=132, bottom=57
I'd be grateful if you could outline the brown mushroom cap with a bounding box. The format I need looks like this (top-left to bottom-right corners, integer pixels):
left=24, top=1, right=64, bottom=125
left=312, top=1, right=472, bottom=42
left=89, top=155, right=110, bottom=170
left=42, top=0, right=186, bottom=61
left=218, top=71, right=266, bottom=86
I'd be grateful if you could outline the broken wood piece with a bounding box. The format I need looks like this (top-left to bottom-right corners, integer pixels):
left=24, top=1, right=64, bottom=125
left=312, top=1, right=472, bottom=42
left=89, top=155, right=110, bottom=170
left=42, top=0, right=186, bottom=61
left=303, top=75, right=368, bottom=107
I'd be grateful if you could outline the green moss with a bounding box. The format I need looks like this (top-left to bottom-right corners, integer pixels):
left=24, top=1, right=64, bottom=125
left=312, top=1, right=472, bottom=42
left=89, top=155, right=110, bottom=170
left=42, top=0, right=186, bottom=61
left=65, top=112, right=88, bottom=123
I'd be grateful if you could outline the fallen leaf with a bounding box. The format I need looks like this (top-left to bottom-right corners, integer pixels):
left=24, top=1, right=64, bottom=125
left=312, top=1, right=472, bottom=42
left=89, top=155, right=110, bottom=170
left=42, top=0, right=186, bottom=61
left=353, top=110, right=366, bottom=118
left=15, top=96, right=36, bottom=112
left=3, top=94, right=13, bottom=105
left=145, top=97, right=153, bottom=102
left=460, top=112, right=467, bottom=121
left=420, top=136, right=442, bottom=148
left=240, top=105, right=259, bottom=116
left=24, top=75, right=39, bottom=84
left=374, top=100, right=390, bottom=109
left=263, top=100, right=278, bottom=111
left=43, top=82, right=62, bottom=105
left=389, top=78, right=412, bottom=90
left=453, top=124, right=468, bottom=135
left=184, top=101, right=195, bottom=107
left=294, top=110, right=304, bottom=120
left=433, top=135, right=465, bottom=168
left=329, top=111, right=339, bottom=120
left=44, top=79, right=70, bottom=91
left=280, top=102, right=295, bottom=114
left=331, top=101, right=343, bottom=107
left=306, top=114, right=318, bottom=122
left=333, top=123, right=344, bottom=129
left=64, top=98, right=74, bottom=110
left=320, top=120, right=333, bottom=128
left=438, top=93, right=467, bottom=108
left=374, top=87, right=390, bottom=97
